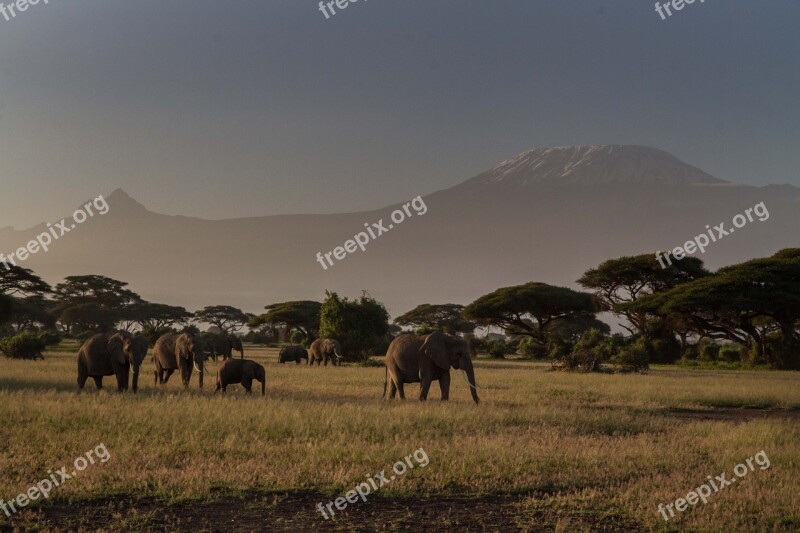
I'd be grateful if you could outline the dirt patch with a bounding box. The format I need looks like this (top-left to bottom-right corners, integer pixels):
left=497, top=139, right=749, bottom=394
left=667, top=407, right=800, bottom=422
left=4, top=493, right=644, bottom=532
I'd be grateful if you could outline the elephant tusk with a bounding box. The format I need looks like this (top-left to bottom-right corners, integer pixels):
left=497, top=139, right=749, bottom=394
left=194, top=361, right=202, bottom=373
left=460, top=370, right=481, bottom=390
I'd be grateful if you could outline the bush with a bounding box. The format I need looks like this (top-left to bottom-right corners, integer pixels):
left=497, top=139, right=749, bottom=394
left=547, top=337, right=573, bottom=360
left=719, top=344, right=743, bottom=363
left=289, top=330, right=306, bottom=345
left=699, top=338, right=720, bottom=362
left=487, top=340, right=508, bottom=359
left=611, top=336, right=650, bottom=373
left=1, top=333, right=47, bottom=360
left=517, top=338, right=547, bottom=358
left=39, top=330, right=62, bottom=346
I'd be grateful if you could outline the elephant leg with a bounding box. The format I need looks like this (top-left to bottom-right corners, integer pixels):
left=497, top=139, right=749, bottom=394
left=242, top=377, right=253, bottom=393
left=387, top=380, right=397, bottom=399
left=163, top=369, right=175, bottom=384
left=419, top=376, right=433, bottom=401
left=396, top=380, right=406, bottom=400
left=78, top=359, right=88, bottom=390
left=93, top=376, right=103, bottom=390
left=439, top=372, right=451, bottom=401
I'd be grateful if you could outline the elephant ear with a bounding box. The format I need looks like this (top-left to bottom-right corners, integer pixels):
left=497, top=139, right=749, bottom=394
left=176, top=335, right=190, bottom=359
left=131, top=336, right=149, bottom=366
left=421, top=332, right=450, bottom=370
left=107, top=334, right=127, bottom=365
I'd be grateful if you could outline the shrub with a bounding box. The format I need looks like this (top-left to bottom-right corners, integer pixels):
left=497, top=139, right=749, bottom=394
left=719, top=344, right=743, bottom=363
left=289, top=330, right=306, bottom=345
left=487, top=340, right=508, bottom=359
left=611, top=336, right=650, bottom=373
left=1, top=333, right=47, bottom=360
left=39, top=330, right=62, bottom=346
left=517, top=338, right=546, bottom=358
left=699, top=338, right=720, bottom=362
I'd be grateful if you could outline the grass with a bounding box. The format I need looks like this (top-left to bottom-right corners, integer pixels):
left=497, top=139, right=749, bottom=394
left=0, top=342, right=799, bottom=531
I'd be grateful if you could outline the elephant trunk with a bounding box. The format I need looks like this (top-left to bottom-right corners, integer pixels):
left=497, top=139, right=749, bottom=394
left=131, top=362, right=140, bottom=393
left=461, top=356, right=480, bottom=405
left=194, top=360, right=204, bottom=388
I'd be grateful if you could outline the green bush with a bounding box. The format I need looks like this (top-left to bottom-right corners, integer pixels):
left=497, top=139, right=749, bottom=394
left=1, top=333, right=47, bottom=360
left=611, top=336, right=650, bottom=373
left=719, top=344, right=743, bottom=363
left=517, top=338, right=547, bottom=358
left=39, top=330, right=62, bottom=346
left=289, top=330, right=306, bottom=345
left=487, top=340, right=508, bottom=359
left=699, top=338, right=720, bottom=362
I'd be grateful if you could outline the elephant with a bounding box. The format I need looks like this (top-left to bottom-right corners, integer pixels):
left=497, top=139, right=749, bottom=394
left=279, top=345, right=308, bottom=364
left=77, top=331, right=149, bottom=393
left=153, top=332, right=207, bottom=388
left=215, top=359, right=266, bottom=395
left=384, top=332, right=479, bottom=404
left=308, top=338, right=343, bottom=366
left=204, top=333, right=244, bottom=361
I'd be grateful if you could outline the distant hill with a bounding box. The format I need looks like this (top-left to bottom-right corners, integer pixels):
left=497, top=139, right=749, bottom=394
left=1, top=145, right=797, bottom=317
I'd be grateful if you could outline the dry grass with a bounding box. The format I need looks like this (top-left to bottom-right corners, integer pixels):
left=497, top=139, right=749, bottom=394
left=0, top=343, right=798, bottom=531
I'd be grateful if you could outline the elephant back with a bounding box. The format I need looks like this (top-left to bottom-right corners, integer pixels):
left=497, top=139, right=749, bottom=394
left=80, top=333, right=114, bottom=375
left=153, top=332, right=180, bottom=366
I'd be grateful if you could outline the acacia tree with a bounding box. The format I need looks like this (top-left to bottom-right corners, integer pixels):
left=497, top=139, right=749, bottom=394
left=394, top=304, right=475, bottom=335
left=249, top=300, right=321, bottom=341
left=578, top=254, right=708, bottom=335
left=464, top=282, right=598, bottom=347
left=0, top=265, right=51, bottom=297
left=319, top=291, right=389, bottom=361
left=128, top=302, right=193, bottom=332
left=194, top=305, right=250, bottom=334
left=53, top=275, right=143, bottom=333
left=623, top=249, right=800, bottom=369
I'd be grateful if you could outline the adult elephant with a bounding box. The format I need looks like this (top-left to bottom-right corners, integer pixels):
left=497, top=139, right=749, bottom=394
left=308, top=338, right=343, bottom=366
left=215, top=359, right=266, bottom=395
left=205, top=333, right=244, bottom=361
left=77, top=331, right=149, bottom=393
left=279, top=345, right=308, bottom=364
left=153, top=332, right=207, bottom=388
left=384, top=332, right=479, bottom=404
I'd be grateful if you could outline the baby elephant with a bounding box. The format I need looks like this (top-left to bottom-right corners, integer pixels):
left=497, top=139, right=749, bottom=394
left=215, top=359, right=266, bottom=396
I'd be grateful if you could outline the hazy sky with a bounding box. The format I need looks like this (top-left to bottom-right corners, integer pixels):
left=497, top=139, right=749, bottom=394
left=1, top=1, right=798, bottom=228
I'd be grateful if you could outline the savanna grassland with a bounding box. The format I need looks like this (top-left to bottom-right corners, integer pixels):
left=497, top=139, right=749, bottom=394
left=1, top=343, right=799, bottom=532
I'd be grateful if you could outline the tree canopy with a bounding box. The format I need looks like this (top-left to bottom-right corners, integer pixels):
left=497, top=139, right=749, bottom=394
left=249, top=300, right=321, bottom=339
left=194, top=305, right=250, bottom=333
left=0, top=265, right=51, bottom=297
left=578, top=253, right=708, bottom=334
left=53, top=275, right=143, bottom=333
left=622, top=248, right=800, bottom=369
left=464, top=282, right=598, bottom=345
left=394, top=303, right=475, bottom=335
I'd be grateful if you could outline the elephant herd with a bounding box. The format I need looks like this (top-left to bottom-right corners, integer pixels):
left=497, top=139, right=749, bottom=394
left=76, top=331, right=479, bottom=404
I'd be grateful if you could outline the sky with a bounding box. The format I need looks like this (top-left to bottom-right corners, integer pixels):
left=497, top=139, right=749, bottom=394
left=0, top=0, right=798, bottom=229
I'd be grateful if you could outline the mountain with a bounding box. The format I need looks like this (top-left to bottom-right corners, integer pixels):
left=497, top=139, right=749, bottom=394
left=1, top=145, right=797, bottom=317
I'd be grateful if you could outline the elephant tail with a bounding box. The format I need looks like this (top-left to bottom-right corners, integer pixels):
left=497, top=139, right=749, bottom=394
left=383, top=364, right=387, bottom=399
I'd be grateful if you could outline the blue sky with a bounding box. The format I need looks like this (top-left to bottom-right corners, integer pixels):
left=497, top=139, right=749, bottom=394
left=1, top=0, right=798, bottom=228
